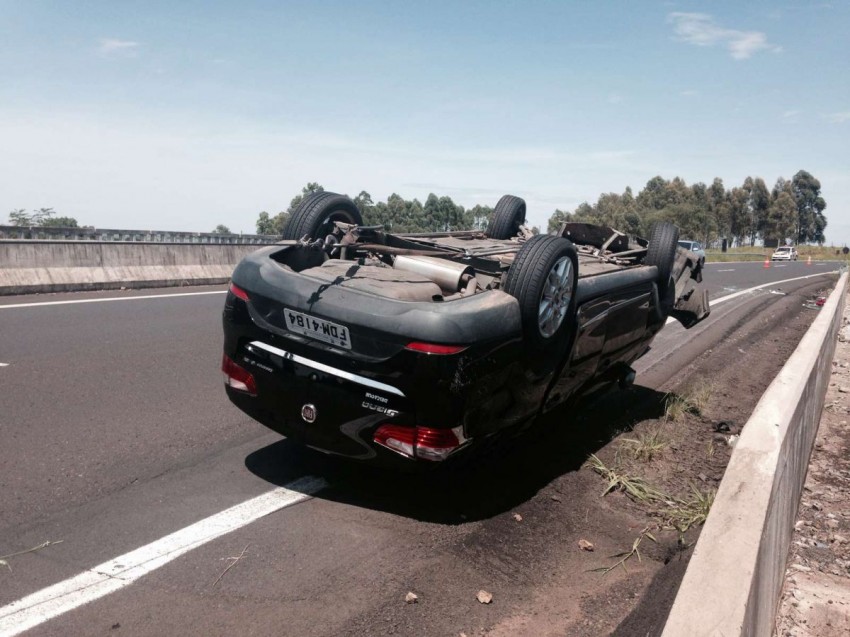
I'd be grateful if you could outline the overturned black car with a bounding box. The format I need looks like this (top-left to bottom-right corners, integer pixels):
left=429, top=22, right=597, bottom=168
left=223, top=192, right=709, bottom=467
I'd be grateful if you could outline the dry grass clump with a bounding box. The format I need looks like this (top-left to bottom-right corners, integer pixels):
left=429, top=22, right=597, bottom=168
left=664, top=380, right=713, bottom=422
left=620, top=428, right=668, bottom=462
left=587, top=454, right=668, bottom=503
left=665, top=484, right=716, bottom=534
left=591, top=527, right=657, bottom=575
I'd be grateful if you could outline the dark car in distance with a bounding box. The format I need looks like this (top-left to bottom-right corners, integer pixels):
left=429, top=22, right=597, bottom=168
left=223, top=193, right=710, bottom=467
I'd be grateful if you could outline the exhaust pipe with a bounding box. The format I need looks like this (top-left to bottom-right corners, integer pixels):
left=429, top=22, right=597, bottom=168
left=393, top=255, right=475, bottom=292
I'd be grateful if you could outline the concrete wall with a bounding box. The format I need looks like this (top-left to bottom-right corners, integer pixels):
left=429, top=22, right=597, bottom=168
left=0, top=241, right=268, bottom=295
left=662, top=271, right=848, bottom=637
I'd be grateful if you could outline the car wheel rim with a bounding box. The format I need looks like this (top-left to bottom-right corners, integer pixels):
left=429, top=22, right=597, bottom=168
left=538, top=256, right=574, bottom=338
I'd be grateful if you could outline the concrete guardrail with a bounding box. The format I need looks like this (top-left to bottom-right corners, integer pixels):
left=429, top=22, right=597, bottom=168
left=662, top=271, right=848, bottom=636
left=0, top=241, right=267, bottom=295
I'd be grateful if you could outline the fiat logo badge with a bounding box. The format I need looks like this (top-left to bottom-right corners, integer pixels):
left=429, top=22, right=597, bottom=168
left=301, top=404, right=317, bottom=423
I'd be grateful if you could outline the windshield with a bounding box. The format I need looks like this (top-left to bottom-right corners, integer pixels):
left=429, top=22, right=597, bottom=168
left=776, top=247, right=791, bottom=252
left=678, top=241, right=694, bottom=249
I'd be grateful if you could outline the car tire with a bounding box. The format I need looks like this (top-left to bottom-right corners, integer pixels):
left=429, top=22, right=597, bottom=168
left=486, top=195, right=526, bottom=240
left=645, top=222, right=679, bottom=286
left=281, top=192, right=363, bottom=240
left=502, top=234, right=578, bottom=352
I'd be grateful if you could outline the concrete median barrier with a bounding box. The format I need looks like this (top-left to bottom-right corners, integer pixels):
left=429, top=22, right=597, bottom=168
left=0, top=241, right=268, bottom=295
left=662, top=271, right=848, bottom=636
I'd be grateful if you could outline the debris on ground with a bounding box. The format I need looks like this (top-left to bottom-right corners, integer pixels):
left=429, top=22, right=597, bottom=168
left=405, top=592, right=418, bottom=604
left=0, top=540, right=63, bottom=572
left=476, top=590, right=493, bottom=604
left=212, top=544, right=249, bottom=587
left=578, top=539, right=595, bottom=552
left=512, top=513, right=522, bottom=522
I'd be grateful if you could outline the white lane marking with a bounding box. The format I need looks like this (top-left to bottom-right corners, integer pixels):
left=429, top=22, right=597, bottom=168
left=665, top=270, right=838, bottom=325
left=0, top=363, right=8, bottom=367
left=0, top=290, right=226, bottom=310
left=717, top=269, right=735, bottom=272
left=773, top=264, right=787, bottom=268
left=712, top=271, right=837, bottom=306
left=0, top=476, right=326, bottom=637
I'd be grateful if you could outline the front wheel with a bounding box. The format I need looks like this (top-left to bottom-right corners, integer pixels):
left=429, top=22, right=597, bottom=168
left=502, top=234, right=578, bottom=352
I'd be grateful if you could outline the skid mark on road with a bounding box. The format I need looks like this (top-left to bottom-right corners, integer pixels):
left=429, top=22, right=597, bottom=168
left=0, top=476, right=326, bottom=637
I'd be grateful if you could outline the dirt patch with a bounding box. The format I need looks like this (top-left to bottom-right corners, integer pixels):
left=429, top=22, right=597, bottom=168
left=321, top=281, right=833, bottom=637
left=775, top=301, right=850, bottom=636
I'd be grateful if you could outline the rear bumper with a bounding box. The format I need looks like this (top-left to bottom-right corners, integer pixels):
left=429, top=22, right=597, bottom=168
left=226, top=385, right=442, bottom=469
left=222, top=285, right=532, bottom=465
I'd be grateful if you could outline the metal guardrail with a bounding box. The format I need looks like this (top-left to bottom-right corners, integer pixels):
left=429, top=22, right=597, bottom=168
left=0, top=225, right=279, bottom=245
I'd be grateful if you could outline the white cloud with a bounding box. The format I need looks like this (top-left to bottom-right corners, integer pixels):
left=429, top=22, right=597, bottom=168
left=607, top=93, right=624, bottom=104
left=782, top=110, right=800, bottom=118
left=98, top=38, right=140, bottom=56
left=668, top=13, right=781, bottom=59
left=680, top=90, right=699, bottom=97
left=824, top=111, right=850, bottom=123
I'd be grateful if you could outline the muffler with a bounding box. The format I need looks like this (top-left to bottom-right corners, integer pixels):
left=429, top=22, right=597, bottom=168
left=393, top=255, right=475, bottom=292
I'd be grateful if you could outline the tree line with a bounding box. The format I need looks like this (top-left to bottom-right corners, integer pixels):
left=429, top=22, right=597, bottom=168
left=547, top=170, right=827, bottom=246
left=264, top=171, right=827, bottom=246
left=256, top=183, right=508, bottom=235
left=6, top=208, right=80, bottom=228
left=5, top=208, right=237, bottom=235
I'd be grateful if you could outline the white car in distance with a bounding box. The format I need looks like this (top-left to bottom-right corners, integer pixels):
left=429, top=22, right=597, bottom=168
left=771, top=246, right=798, bottom=261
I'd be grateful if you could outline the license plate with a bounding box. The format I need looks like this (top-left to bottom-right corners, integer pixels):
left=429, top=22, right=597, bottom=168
left=284, top=310, right=351, bottom=349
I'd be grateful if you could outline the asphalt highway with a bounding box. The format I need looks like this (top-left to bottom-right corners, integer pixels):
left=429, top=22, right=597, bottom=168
left=0, top=260, right=842, bottom=636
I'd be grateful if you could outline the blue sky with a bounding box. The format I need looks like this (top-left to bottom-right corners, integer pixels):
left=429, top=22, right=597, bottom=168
left=2, top=1, right=848, bottom=242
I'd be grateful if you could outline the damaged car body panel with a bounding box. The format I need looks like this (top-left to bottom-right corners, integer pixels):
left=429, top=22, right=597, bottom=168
left=222, top=193, right=710, bottom=467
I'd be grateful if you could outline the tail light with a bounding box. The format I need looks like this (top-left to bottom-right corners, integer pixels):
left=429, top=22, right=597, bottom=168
left=221, top=353, right=257, bottom=396
left=373, top=424, right=466, bottom=461
left=229, top=282, right=250, bottom=302
left=404, top=342, right=467, bottom=355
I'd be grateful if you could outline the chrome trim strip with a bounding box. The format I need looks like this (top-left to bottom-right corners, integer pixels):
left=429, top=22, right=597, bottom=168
left=247, top=341, right=406, bottom=398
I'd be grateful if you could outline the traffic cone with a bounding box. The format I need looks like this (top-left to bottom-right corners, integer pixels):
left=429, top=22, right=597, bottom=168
left=763, top=258, right=770, bottom=269
left=807, top=255, right=812, bottom=266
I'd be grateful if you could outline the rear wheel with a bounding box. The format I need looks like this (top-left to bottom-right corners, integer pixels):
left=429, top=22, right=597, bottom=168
left=502, top=234, right=578, bottom=352
left=281, top=192, right=363, bottom=240
left=486, top=195, right=526, bottom=240
left=645, top=222, right=679, bottom=285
